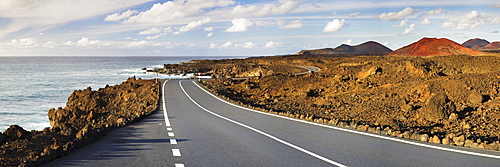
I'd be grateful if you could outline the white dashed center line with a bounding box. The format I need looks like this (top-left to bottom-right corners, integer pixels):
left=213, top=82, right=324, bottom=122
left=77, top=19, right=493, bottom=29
left=162, top=80, right=184, bottom=166
left=172, top=149, right=182, bottom=156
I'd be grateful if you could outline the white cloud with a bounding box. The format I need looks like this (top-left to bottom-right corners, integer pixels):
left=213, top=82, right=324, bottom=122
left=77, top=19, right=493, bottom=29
left=139, top=27, right=173, bottom=39
left=242, top=42, right=256, bottom=49
left=209, top=41, right=235, bottom=49
left=77, top=37, right=99, bottom=46
left=225, top=18, right=254, bottom=32
left=442, top=21, right=454, bottom=28
left=254, top=20, right=277, bottom=26
left=124, top=40, right=150, bottom=48
left=323, top=19, right=346, bottom=32
left=494, top=2, right=500, bottom=8
left=209, top=43, right=219, bottom=49
left=145, top=34, right=164, bottom=40
left=105, top=10, right=139, bottom=22
left=277, top=20, right=303, bottom=29
left=392, top=19, right=408, bottom=27
left=207, top=32, right=213, bottom=37
left=62, top=37, right=110, bottom=47
left=0, top=0, right=152, bottom=39
left=456, top=33, right=468, bottom=38
left=204, top=27, right=214, bottom=31
left=7, top=38, right=38, bottom=48
left=348, top=12, right=361, bottom=17
left=401, top=24, right=415, bottom=35
left=422, top=8, right=447, bottom=16
left=178, top=17, right=212, bottom=33
left=229, top=0, right=299, bottom=17
left=342, top=39, right=352, bottom=45
left=441, top=10, right=500, bottom=30
left=421, top=18, right=431, bottom=25
left=264, top=41, right=282, bottom=48
left=222, top=41, right=233, bottom=48
left=378, top=7, right=417, bottom=21
left=139, top=28, right=163, bottom=35
left=121, top=0, right=235, bottom=24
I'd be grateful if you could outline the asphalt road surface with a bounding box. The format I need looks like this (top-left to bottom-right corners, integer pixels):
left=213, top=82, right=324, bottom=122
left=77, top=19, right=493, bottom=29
left=44, top=79, right=500, bottom=167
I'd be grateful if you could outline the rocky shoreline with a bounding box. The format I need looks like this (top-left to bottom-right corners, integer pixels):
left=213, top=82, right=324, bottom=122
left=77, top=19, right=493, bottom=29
left=0, top=77, right=159, bottom=166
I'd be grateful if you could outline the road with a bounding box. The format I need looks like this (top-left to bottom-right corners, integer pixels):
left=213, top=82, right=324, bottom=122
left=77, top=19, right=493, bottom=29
left=44, top=79, right=500, bottom=167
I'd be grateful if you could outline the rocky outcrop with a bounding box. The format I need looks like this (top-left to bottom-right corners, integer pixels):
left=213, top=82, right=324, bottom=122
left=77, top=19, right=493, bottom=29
left=0, top=77, right=159, bottom=166
left=297, top=41, right=392, bottom=55
left=419, top=93, right=455, bottom=122
left=387, top=38, right=487, bottom=56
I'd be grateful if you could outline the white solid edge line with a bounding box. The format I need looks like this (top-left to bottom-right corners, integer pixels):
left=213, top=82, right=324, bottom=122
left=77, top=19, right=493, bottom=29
left=162, top=80, right=172, bottom=127
left=179, top=81, right=346, bottom=167
left=172, top=149, right=181, bottom=156
left=191, top=81, right=500, bottom=160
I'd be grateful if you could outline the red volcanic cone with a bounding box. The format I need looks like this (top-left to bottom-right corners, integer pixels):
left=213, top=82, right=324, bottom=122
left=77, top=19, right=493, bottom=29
left=387, top=38, right=487, bottom=56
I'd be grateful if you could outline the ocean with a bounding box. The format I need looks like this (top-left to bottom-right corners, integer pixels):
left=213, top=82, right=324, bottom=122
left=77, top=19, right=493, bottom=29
left=0, top=56, right=244, bottom=132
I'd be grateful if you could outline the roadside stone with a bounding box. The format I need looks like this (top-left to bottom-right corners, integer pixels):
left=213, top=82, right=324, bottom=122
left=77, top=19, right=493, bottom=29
left=485, top=142, right=500, bottom=151
left=401, top=104, right=413, bottom=112
left=430, top=135, right=441, bottom=144
left=448, top=113, right=458, bottom=121
left=410, top=132, right=420, bottom=140
left=402, top=131, right=411, bottom=139
left=453, top=135, right=465, bottom=146
left=419, top=134, right=429, bottom=142
left=462, top=123, right=472, bottom=129
left=390, top=130, right=400, bottom=137
left=367, top=127, right=376, bottom=133
left=468, top=92, right=484, bottom=104
left=419, top=93, right=455, bottom=122
left=464, top=140, right=475, bottom=148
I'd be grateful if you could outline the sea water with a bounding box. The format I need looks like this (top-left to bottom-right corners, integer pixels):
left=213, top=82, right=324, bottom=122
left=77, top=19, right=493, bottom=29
left=0, top=56, right=243, bottom=132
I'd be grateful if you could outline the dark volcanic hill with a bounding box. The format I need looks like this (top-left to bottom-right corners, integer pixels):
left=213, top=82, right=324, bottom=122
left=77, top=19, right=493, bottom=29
left=387, top=38, right=487, bottom=56
left=462, top=38, right=490, bottom=48
left=297, top=41, right=392, bottom=55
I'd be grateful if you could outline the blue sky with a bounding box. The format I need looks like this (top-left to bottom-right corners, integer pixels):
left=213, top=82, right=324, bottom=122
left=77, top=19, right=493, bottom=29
left=1, top=0, right=500, bottom=56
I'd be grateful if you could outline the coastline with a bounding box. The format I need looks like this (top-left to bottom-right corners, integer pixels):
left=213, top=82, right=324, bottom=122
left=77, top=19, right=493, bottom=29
left=0, top=77, right=159, bottom=166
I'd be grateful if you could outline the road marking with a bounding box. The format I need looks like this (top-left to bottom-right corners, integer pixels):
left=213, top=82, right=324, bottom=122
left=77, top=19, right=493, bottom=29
left=167, top=128, right=173, bottom=131
left=172, top=149, right=182, bottom=156
left=175, top=163, right=185, bottom=167
left=168, top=132, right=175, bottom=137
left=170, top=139, right=178, bottom=144
left=162, top=80, right=172, bottom=127
left=191, top=81, right=500, bottom=160
left=179, top=81, right=346, bottom=167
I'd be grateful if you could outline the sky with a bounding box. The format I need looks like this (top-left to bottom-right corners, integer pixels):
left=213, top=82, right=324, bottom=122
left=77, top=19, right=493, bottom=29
left=1, top=0, right=500, bottom=56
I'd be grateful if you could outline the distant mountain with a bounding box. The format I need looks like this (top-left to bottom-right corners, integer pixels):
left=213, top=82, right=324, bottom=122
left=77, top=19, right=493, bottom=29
left=482, top=42, right=500, bottom=50
left=462, top=38, right=490, bottom=48
left=387, top=38, right=487, bottom=56
left=297, top=41, right=392, bottom=55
